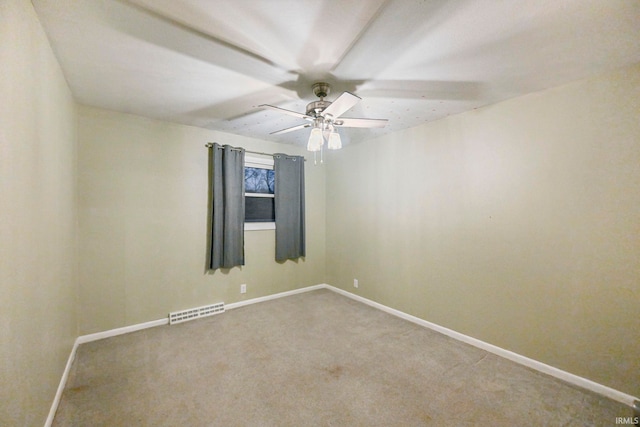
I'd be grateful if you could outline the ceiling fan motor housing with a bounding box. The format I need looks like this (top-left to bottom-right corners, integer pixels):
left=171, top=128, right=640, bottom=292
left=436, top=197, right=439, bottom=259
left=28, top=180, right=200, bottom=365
left=306, top=100, right=331, bottom=117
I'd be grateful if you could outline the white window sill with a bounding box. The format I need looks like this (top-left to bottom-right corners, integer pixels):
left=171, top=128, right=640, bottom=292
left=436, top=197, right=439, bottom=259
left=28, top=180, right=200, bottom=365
left=245, top=193, right=274, bottom=198
left=245, top=222, right=275, bottom=231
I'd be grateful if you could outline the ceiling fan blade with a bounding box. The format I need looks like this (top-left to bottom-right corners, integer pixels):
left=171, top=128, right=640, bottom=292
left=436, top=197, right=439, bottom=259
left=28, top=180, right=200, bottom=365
left=357, top=80, right=485, bottom=101
left=109, top=0, right=293, bottom=85
left=331, top=2, right=456, bottom=79
left=270, top=123, right=311, bottom=135
left=259, top=104, right=312, bottom=120
left=335, top=117, right=388, bottom=128
left=321, top=92, right=361, bottom=119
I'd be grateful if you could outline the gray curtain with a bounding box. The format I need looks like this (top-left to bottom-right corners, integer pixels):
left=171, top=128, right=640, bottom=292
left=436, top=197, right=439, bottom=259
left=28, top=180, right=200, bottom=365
left=274, top=154, right=305, bottom=261
left=208, top=143, right=245, bottom=269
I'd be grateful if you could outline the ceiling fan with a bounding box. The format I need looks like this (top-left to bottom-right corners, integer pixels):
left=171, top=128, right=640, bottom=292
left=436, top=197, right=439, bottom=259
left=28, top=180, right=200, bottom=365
left=259, top=82, right=388, bottom=152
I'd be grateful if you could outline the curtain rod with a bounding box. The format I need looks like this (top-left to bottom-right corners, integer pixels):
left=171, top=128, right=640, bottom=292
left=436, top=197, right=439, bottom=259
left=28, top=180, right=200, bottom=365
left=205, top=143, right=306, bottom=161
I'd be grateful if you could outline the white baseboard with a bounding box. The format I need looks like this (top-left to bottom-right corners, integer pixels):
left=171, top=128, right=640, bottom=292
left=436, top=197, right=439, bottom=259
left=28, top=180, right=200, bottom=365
left=322, top=284, right=639, bottom=408
left=76, top=318, right=168, bottom=345
left=47, top=282, right=637, bottom=425
left=225, top=284, right=325, bottom=310
left=71, top=284, right=325, bottom=346
left=45, top=340, right=78, bottom=427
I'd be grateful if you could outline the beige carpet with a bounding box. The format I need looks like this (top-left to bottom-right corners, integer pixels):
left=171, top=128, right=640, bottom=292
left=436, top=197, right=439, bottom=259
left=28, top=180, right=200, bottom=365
left=53, top=289, right=632, bottom=426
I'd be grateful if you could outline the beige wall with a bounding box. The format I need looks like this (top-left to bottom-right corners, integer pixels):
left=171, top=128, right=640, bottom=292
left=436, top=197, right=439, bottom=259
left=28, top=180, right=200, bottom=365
left=326, top=64, right=640, bottom=396
left=77, top=106, right=326, bottom=334
left=0, top=0, right=78, bottom=425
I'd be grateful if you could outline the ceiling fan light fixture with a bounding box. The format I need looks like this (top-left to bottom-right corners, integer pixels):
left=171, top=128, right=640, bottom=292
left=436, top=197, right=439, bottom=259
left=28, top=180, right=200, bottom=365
left=307, top=126, right=323, bottom=152
left=327, top=129, right=342, bottom=150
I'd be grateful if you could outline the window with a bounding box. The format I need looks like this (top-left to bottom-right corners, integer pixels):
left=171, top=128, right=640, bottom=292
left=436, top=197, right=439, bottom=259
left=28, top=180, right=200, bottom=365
left=244, top=156, right=275, bottom=230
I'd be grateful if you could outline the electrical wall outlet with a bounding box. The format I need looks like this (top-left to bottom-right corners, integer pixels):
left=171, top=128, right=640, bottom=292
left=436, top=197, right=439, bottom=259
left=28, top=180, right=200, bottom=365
left=353, top=279, right=359, bottom=288
left=240, top=284, right=247, bottom=294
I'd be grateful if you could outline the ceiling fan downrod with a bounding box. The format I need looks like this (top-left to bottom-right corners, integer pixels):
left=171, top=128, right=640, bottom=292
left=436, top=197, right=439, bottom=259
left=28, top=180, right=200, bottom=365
left=306, top=82, right=332, bottom=118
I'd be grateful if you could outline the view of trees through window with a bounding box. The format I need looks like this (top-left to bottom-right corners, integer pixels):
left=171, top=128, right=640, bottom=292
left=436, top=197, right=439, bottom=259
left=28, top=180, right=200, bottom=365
left=244, top=167, right=274, bottom=194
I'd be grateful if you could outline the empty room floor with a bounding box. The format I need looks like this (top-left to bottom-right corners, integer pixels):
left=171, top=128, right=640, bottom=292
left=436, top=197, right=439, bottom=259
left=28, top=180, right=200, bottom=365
left=53, top=289, right=632, bottom=426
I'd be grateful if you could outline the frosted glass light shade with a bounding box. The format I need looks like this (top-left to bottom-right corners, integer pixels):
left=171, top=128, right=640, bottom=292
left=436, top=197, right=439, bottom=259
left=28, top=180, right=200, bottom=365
left=327, top=130, right=342, bottom=150
left=307, top=127, right=323, bottom=151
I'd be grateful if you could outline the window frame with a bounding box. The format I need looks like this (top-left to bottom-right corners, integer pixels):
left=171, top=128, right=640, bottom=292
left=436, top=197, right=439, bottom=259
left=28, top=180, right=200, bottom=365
left=244, top=156, right=275, bottom=231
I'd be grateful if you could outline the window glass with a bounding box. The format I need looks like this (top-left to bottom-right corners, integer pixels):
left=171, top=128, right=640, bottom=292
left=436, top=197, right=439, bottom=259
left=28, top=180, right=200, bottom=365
left=245, top=197, right=275, bottom=222
left=245, top=167, right=275, bottom=194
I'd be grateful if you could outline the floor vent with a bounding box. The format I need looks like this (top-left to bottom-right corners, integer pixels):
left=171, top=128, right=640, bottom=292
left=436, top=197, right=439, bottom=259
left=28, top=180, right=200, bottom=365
left=169, top=302, right=225, bottom=325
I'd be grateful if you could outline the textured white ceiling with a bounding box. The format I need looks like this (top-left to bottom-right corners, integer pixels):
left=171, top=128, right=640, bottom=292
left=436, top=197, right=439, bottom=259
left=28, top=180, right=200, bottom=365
left=33, top=0, right=640, bottom=148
